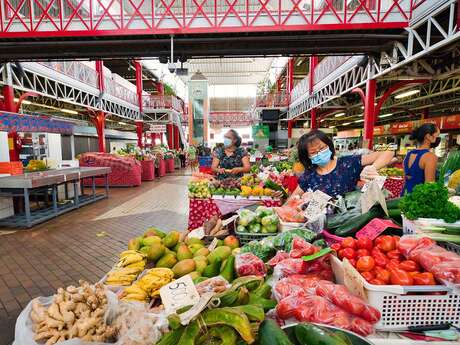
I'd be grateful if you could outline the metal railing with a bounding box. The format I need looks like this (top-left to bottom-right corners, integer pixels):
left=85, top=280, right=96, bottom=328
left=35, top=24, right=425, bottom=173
left=104, top=77, right=138, bottom=105
left=256, top=91, right=289, bottom=108
left=143, top=95, right=185, bottom=114
left=0, top=0, right=424, bottom=37
left=38, top=61, right=98, bottom=88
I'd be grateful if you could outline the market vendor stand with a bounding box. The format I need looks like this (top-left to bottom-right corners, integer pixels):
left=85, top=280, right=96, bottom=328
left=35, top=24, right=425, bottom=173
left=0, top=167, right=110, bottom=228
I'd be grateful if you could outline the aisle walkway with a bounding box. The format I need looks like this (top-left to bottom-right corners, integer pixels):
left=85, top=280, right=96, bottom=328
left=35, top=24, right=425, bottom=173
left=0, top=174, right=189, bottom=345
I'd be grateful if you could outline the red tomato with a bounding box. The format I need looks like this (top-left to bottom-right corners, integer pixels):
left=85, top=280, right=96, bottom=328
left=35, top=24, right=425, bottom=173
left=342, top=237, right=356, bottom=249
left=369, top=278, right=385, bottom=285
left=361, top=271, right=375, bottom=282
left=412, top=272, right=436, bottom=285
left=374, top=236, right=383, bottom=247
left=356, top=256, right=375, bottom=272
left=386, top=260, right=400, bottom=271
left=357, top=237, right=373, bottom=251
left=377, top=235, right=396, bottom=252
left=393, top=236, right=400, bottom=248
left=387, top=249, right=402, bottom=261
left=356, top=249, right=370, bottom=258
left=374, top=267, right=391, bottom=284
left=372, top=250, right=389, bottom=267
left=342, top=248, right=356, bottom=260
left=348, top=258, right=357, bottom=267
left=330, top=243, right=342, bottom=252
left=390, top=268, right=414, bottom=285
left=399, top=260, right=419, bottom=272
left=338, top=249, right=345, bottom=260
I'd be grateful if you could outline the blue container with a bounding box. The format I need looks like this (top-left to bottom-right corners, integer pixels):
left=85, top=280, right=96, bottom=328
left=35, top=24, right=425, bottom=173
left=198, top=156, right=212, bottom=167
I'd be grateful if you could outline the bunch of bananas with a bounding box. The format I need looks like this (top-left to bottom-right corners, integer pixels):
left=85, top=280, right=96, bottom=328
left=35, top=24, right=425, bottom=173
left=105, top=267, right=143, bottom=286
left=121, top=268, right=174, bottom=302
left=116, top=250, right=146, bottom=270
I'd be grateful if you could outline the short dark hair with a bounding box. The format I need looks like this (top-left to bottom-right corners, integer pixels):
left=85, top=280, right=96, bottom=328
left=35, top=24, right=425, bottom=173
left=228, top=129, right=242, bottom=147
left=297, top=129, right=335, bottom=170
left=410, top=123, right=438, bottom=144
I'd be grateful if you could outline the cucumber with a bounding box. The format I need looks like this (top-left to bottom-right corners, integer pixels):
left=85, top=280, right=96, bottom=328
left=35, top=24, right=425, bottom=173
left=334, top=207, right=383, bottom=237
left=387, top=208, right=402, bottom=224
left=326, top=210, right=361, bottom=230
left=295, top=323, right=349, bottom=345
left=258, top=319, right=293, bottom=345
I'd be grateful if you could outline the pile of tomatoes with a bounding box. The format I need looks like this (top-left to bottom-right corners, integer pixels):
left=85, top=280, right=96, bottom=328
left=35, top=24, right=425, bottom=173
left=331, top=235, right=436, bottom=286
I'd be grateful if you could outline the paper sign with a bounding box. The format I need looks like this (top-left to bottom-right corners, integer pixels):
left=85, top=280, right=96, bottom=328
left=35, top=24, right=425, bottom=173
left=356, top=218, right=402, bottom=240
left=179, top=292, right=214, bottom=325
left=160, top=275, right=201, bottom=314
left=360, top=180, right=388, bottom=216
left=208, top=238, right=219, bottom=251
left=342, top=258, right=367, bottom=301
left=188, top=227, right=205, bottom=240
left=361, top=176, right=387, bottom=192
left=304, top=190, right=332, bottom=221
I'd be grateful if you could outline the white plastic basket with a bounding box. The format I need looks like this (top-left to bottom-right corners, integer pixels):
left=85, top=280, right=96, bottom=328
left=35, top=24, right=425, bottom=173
left=331, top=256, right=460, bottom=331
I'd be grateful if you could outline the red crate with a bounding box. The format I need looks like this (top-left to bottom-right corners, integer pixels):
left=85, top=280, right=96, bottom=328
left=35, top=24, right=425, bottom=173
left=0, top=162, right=23, bottom=175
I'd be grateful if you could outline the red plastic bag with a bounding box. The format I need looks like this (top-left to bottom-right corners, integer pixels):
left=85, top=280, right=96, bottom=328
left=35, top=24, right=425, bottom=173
left=267, top=251, right=290, bottom=267
left=290, top=238, right=319, bottom=258
left=273, top=274, right=321, bottom=301
left=315, top=280, right=381, bottom=323
left=235, top=253, right=267, bottom=277
left=273, top=258, right=307, bottom=280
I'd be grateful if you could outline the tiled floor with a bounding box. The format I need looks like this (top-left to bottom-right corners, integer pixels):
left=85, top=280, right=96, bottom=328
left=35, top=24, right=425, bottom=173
left=0, top=173, right=190, bottom=345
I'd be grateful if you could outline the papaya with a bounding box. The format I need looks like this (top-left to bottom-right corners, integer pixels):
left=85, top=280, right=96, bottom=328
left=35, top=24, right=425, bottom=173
left=202, top=258, right=222, bottom=278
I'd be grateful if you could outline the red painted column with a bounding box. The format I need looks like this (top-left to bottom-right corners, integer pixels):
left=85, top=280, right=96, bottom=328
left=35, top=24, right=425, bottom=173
left=287, top=120, right=293, bottom=139
left=135, top=121, right=143, bottom=148
left=277, top=77, right=282, bottom=92
left=95, top=60, right=105, bottom=92
left=93, top=111, right=106, bottom=153
left=156, top=82, right=164, bottom=96
left=135, top=61, right=143, bottom=113
left=287, top=58, right=294, bottom=95
left=364, top=79, right=377, bottom=150
left=309, top=56, right=319, bottom=129
left=2, top=85, right=15, bottom=113
left=2, top=85, right=19, bottom=161
left=166, top=123, right=174, bottom=149
left=174, top=125, right=180, bottom=150
left=160, top=132, right=164, bottom=145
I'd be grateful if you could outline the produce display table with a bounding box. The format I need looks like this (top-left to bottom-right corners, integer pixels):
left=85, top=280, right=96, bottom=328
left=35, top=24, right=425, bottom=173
left=140, top=160, right=155, bottom=181
left=165, top=158, right=175, bottom=173
left=188, top=197, right=282, bottom=230
left=0, top=167, right=110, bottom=228
left=157, top=159, right=166, bottom=177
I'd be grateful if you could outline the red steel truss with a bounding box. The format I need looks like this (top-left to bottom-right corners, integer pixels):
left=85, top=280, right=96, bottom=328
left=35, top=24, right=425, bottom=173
left=0, top=0, right=425, bottom=38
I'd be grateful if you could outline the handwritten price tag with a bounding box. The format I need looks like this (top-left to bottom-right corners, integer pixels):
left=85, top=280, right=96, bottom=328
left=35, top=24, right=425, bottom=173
left=160, top=275, right=201, bottom=314
left=304, top=190, right=332, bottom=221
left=208, top=238, right=219, bottom=251
left=356, top=218, right=402, bottom=241
left=360, top=180, right=388, bottom=216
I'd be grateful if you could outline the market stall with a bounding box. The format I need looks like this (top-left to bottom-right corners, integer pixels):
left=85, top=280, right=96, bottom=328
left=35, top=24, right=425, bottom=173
left=0, top=167, right=110, bottom=228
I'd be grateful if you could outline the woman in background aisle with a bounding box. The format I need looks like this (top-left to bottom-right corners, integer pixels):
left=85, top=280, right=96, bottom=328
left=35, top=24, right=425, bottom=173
left=401, top=123, right=440, bottom=195
left=187, top=145, right=198, bottom=172
left=212, top=129, right=251, bottom=179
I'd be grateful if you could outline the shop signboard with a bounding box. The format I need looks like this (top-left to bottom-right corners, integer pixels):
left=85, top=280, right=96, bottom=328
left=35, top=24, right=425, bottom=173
left=252, top=125, right=269, bottom=139
left=441, top=114, right=460, bottom=130
left=390, top=121, right=413, bottom=135
left=336, top=128, right=362, bottom=138
left=149, top=124, right=166, bottom=133
left=420, top=116, right=443, bottom=128
left=0, top=112, right=73, bottom=134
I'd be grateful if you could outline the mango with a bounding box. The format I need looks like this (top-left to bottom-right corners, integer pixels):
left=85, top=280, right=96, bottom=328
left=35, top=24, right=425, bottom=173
left=189, top=271, right=201, bottom=280
left=194, top=258, right=208, bottom=273
left=188, top=243, right=204, bottom=254
left=142, top=236, right=162, bottom=247
left=186, top=237, right=204, bottom=246
left=176, top=244, right=193, bottom=261
left=172, top=259, right=196, bottom=278
left=223, top=236, right=239, bottom=250
left=156, top=254, right=178, bottom=268
left=146, top=243, right=165, bottom=262
left=217, top=240, right=224, bottom=247
left=193, top=255, right=208, bottom=264
left=139, top=246, right=150, bottom=255
left=164, top=247, right=176, bottom=257
left=144, top=227, right=166, bottom=238
left=163, top=231, right=180, bottom=248
left=194, top=248, right=210, bottom=257
left=128, top=238, right=141, bottom=251
left=202, top=258, right=222, bottom=278
left=172, top=242, right=182, bottom=252
left=207, top=246, right=232, bottom=264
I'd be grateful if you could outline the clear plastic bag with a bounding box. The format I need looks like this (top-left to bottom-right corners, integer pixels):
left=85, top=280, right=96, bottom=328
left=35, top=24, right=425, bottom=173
left=235, top=253, right=267, bottom=277
left=289, top=237, right=319, bottom=259
left=195, top=276, right=230, bottom=295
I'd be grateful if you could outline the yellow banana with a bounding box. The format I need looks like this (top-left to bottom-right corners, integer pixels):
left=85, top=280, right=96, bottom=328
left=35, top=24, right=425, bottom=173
left=122, top=293, right=148, bottom=301
left=123, top=285, right=147, bottom=295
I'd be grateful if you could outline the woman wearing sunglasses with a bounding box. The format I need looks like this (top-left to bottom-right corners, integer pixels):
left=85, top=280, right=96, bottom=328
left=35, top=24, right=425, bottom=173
left=291, top=130, right=394, bottom=198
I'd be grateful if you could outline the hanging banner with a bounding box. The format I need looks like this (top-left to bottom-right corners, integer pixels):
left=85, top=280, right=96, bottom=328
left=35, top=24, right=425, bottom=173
left=0, top=112, right=73, bottom=134
left=441, top=114, right=460, bottom=130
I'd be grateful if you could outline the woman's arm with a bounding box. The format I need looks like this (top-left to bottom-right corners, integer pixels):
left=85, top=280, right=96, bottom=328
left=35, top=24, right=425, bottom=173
left=361, top=151, right=395, bottom=169
left=230, top=156, right=251, bottom=174
left=284, top=185, right=304, bottom=204
left=423, top=153, right=438, bottom=182
left=211, top=156, right=224, bottom=174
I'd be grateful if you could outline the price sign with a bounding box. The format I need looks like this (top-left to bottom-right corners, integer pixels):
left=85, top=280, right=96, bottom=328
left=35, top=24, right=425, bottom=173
left=304, top=190, right=332, bottom=221
left=208, top=238, right=219, bottom=251
left=160, top=275, right=200, bottom=314
left=188, top=227, right=205, bottom=240
left=356, top=218, right=401, bottom=241
left=361, top=176, right=387, bottom=193
left=360, top=180, right=388, bottom=216
left=343, top=258, right=367, bottom=301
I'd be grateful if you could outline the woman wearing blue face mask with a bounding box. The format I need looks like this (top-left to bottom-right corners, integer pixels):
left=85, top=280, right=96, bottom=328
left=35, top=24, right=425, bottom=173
left=291, top=130, right=394, bottom=198
left=212, top=129, right=251, bottom=180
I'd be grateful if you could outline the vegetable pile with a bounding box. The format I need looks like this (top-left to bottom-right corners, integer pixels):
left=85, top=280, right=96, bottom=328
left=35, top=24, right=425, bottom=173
left=236, top=207, right=280, bottom=234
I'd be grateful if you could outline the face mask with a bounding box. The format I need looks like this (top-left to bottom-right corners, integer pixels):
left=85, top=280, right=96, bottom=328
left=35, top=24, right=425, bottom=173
left=223, top=137, right=232, bottom=148
left=310, top=148, right=332, bottom=167
left=430, top=137, right=441, bottom=148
